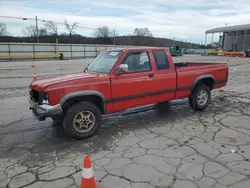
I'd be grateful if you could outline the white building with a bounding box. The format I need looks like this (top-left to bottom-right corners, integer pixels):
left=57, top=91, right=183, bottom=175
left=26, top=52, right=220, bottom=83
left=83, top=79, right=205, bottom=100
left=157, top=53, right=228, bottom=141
left=205, top=24, right=250, bottom=51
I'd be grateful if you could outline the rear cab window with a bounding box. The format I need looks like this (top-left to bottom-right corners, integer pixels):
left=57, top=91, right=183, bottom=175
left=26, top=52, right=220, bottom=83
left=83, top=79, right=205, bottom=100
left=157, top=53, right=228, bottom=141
left=152, top=50, right=170, bottom=70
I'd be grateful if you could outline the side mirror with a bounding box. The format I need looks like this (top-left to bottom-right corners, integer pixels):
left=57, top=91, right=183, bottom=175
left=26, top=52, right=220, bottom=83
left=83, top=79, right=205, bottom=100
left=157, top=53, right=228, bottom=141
left=116, top=64, right=129, bottom=75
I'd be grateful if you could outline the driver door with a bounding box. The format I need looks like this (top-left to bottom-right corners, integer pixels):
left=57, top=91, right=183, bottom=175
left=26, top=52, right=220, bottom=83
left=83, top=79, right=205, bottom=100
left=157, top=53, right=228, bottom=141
left=110, top=50, right=156, bottom=112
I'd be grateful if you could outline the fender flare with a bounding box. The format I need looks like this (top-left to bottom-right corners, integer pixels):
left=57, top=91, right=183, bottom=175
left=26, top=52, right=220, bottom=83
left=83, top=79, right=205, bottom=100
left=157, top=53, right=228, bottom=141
left=191, top=75, right=215, bottom=92
left=60, top=90, right=106, bottom=113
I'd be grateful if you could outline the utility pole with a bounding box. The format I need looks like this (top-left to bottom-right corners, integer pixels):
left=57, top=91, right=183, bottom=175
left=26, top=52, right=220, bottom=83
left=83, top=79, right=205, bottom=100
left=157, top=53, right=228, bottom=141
left=35, top=16, right=39, bottom=43
left=201, top=41, right=203, bottom=54
left=113, top=29, right=116, bottom=46
left=172, top=37, right=175, bottom=46
left=20, top=16, right=41, bottom=43
left=128, top=34, right=131, bottom=45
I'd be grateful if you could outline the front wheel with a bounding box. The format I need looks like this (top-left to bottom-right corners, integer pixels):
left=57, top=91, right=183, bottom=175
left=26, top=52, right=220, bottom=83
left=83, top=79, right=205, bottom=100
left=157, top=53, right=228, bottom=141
left=189, top=85, right=211, bottom=111
left=63, top=102, right=102, bottom=140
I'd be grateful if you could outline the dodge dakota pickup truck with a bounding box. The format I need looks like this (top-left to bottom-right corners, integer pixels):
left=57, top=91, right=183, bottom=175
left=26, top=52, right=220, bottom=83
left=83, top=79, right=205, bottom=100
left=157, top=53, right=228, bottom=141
left=29, top=47, right=228, bottom=139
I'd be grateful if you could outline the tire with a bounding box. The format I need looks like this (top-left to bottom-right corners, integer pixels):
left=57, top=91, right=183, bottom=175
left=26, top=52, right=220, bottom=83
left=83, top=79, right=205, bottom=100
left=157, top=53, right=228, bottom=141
left=189, top=84, right=211, bottom=111
left=63, top=102, right=102, bottom=140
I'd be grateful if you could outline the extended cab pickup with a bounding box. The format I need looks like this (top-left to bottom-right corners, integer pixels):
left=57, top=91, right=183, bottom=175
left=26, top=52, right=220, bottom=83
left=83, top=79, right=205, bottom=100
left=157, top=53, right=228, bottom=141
left=29, top=47, right=228, bottom=139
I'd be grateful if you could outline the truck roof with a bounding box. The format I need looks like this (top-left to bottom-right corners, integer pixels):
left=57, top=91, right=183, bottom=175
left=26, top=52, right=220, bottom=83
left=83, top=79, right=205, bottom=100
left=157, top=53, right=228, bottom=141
left=109, top=47, right=169, bottom=52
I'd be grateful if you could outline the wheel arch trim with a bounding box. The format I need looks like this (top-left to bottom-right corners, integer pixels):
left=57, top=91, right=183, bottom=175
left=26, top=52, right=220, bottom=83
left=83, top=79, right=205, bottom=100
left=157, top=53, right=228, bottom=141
left=191, top=75, right=215, bottom=92
left=59, top=90, right=106, bottom=113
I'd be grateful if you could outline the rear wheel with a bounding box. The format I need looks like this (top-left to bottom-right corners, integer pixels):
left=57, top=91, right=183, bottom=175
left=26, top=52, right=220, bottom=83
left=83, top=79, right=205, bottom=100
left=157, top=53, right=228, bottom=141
left=63, top=102, right=102, bottom=139
left=189, top=84, right=211, bottom=111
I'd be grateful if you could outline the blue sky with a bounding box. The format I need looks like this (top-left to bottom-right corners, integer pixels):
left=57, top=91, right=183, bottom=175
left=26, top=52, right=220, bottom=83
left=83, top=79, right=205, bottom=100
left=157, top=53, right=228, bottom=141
left=1, top=0, right=250, bottom=43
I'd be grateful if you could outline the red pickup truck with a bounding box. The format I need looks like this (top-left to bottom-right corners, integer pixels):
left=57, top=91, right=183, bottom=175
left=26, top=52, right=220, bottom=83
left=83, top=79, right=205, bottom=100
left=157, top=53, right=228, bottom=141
left=29, top=47, right=228, bottom=139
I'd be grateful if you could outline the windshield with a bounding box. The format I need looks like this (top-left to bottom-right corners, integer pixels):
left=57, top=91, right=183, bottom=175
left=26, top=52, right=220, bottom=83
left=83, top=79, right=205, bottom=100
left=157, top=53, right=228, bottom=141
left=87, top=51, right=123, bottom=74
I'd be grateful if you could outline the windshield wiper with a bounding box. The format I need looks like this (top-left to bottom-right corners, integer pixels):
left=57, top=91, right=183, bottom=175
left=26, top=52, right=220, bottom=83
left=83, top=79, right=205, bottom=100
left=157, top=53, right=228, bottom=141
left=84, top=67, right=89, bottom=73
left=84, top=63, right=90, bottom=73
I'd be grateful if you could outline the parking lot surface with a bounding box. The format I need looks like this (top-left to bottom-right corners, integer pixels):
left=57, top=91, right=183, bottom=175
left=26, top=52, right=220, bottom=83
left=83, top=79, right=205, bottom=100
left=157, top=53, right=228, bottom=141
left=1, top=56, right=250, bottom=188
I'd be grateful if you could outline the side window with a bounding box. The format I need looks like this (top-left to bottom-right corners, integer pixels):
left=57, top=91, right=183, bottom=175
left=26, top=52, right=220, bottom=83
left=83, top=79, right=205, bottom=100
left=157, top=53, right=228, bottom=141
left=122, top=51, right=151, bottom=73
left=152, top=50, right=170, bottom=70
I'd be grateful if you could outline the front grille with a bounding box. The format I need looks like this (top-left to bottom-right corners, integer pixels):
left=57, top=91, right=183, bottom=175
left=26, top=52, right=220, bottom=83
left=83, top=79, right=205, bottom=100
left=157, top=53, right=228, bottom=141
left=30, top=89, right=43, bottom=104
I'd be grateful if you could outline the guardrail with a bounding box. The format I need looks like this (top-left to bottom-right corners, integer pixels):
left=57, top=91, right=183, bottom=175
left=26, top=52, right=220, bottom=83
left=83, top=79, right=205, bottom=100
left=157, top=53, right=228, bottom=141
left=206, top=51, right=246, bottom=57
left=221, top=51, right=245, bottom=57
left=0, top=53, right=61, bottom=59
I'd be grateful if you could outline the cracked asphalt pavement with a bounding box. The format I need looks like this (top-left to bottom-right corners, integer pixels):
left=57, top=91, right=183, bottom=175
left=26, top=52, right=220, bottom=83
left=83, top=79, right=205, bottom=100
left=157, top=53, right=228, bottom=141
left=1, top=56, right=250, bottom=188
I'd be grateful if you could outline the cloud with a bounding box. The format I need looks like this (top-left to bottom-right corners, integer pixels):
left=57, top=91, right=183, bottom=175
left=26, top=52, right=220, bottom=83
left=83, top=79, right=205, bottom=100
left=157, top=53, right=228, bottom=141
left=1, top=0, right=250, bottom=43
left=75, top=8, right=91, bottom=16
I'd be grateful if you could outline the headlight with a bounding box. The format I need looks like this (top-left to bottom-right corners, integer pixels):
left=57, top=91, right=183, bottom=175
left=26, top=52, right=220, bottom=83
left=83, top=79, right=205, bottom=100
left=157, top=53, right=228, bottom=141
left=42, top=93, right=49, bottom=104
left=44, top=93, right=49, bottom=100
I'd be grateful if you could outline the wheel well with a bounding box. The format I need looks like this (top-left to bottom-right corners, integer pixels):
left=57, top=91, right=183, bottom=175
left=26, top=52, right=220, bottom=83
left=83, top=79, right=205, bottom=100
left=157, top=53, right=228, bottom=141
left=193, top=78, right=214, bottom=91
left=62, top=95, right=105, bottom=114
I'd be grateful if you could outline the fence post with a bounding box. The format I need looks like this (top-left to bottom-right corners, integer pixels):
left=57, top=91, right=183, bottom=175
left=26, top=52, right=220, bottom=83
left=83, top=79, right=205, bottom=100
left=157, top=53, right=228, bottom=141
left=70, top=43, right=73, bottom=59
left=54, top=44, right=57, bottom=60
left=83, top=45, right=85, bottom=59
left=8, top=43, right=11, bottom=61
left=55, top=38, right=59, bottom=60
left=32, top=44, right=35, bottom=60
left=95, top=45, right=98, bottom=57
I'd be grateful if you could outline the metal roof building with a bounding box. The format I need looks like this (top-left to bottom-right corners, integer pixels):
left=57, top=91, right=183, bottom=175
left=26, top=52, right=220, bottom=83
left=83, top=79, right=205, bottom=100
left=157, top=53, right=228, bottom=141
left=205, top=24, right=250, bottom=51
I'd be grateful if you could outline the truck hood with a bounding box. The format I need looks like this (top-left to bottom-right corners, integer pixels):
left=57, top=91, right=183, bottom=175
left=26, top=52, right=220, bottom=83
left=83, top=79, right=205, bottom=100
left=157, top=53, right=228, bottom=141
left=30, top=72, right=98, bottom=91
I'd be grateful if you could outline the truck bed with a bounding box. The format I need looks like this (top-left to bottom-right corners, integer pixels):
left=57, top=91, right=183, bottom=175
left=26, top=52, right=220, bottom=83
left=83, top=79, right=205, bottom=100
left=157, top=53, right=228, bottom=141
left=174, top=62, right=224, bottom=68
left=174, top=61, right=228, bottom=99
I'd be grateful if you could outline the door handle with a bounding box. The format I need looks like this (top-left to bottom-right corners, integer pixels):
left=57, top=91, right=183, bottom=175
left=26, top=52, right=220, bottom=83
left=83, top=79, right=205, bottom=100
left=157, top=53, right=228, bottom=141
left=148, top=74, right=154, bottom=78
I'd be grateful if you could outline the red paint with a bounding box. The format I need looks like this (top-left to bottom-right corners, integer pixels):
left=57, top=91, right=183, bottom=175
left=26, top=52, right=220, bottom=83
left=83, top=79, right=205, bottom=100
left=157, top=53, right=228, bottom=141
left=29, top=47, right=228, bottom=114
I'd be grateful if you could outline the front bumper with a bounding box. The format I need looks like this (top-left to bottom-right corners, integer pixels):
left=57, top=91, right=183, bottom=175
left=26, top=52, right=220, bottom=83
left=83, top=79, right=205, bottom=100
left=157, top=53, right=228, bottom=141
left=29, top=98, right=62, bottom=121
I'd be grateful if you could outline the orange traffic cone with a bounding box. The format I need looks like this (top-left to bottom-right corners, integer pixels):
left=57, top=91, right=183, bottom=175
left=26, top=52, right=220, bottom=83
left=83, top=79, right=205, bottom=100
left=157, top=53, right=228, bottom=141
left=81, top=156, right=98, bottom=188
left=33, top=73, right=37, bottom=81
